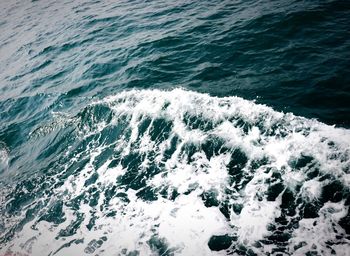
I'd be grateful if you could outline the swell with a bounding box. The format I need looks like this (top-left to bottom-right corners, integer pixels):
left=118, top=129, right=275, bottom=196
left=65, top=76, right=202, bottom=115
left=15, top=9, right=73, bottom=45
left=0, top=1, right=349, bottom=126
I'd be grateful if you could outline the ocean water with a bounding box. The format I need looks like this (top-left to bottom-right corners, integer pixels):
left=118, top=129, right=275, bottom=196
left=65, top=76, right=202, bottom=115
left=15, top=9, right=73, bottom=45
left=0, top=0, right=350, bottom=255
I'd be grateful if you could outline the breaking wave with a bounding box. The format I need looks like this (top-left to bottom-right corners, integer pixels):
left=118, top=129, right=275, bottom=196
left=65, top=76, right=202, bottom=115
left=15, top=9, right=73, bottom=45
left=1, top=89, right=349, bottom=255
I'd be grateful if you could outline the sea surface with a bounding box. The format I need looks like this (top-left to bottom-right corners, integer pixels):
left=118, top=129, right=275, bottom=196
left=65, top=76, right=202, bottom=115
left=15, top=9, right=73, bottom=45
left=0, top=0, right=350, bottom=255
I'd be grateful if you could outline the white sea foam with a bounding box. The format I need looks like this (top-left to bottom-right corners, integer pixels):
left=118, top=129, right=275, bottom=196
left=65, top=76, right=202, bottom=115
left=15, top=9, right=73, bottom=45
left=1, top=88, right=350, bottom=255
left=289, top=202, right=349, bottom=256
left=0, top=142, right=9, bottom=174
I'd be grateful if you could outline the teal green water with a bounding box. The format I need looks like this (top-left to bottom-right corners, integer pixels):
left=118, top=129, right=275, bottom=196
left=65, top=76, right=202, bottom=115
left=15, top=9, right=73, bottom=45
left=0, top=1, right=350, bottom=255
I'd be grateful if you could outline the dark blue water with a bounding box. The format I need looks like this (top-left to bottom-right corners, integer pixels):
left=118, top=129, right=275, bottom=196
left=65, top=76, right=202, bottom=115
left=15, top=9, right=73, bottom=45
left=1, top=0, right=350, bottom=255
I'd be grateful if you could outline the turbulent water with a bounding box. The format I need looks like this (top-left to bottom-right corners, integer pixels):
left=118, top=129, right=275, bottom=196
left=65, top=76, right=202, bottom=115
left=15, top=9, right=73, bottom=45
left=1, top=0, right=350, bottom=255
